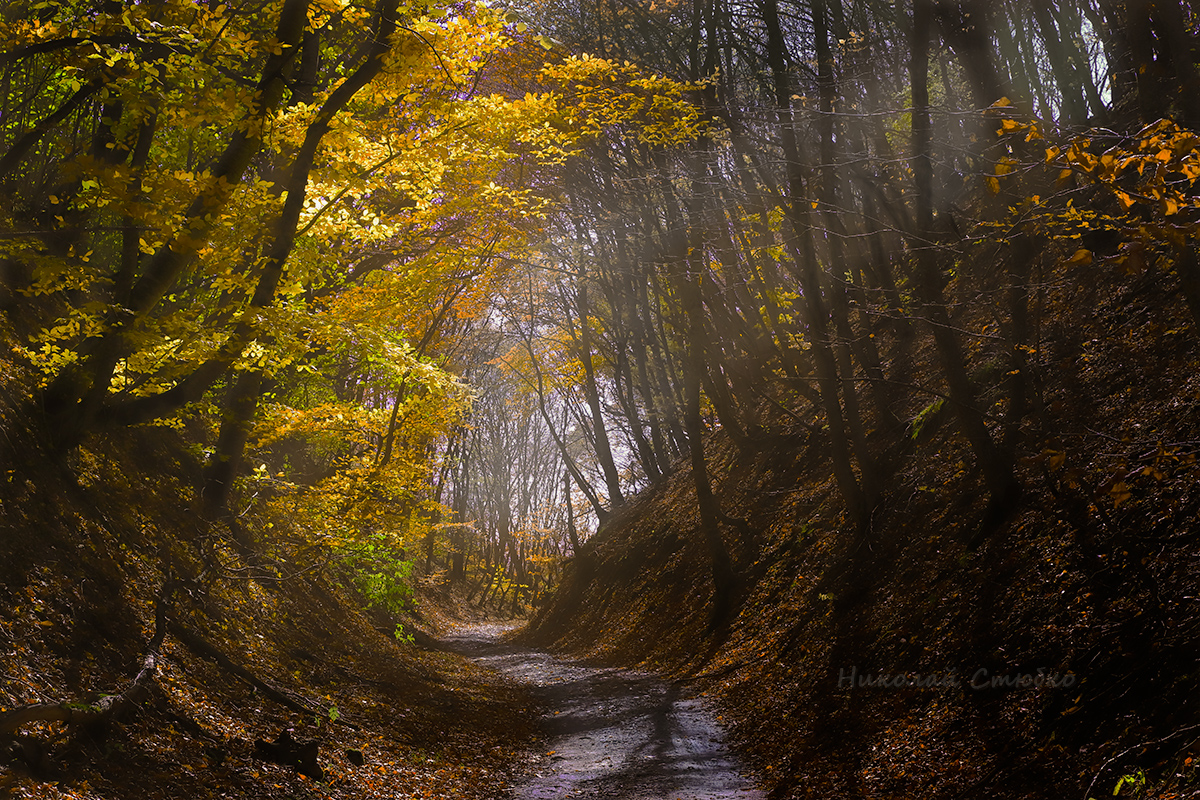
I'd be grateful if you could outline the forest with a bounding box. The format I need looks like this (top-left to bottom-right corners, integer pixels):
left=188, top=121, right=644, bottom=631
left=2, top=0, right=1200, bottom=797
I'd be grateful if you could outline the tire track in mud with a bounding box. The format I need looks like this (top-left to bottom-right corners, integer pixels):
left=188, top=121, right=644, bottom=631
left=443, top=624, right=765, bottom=800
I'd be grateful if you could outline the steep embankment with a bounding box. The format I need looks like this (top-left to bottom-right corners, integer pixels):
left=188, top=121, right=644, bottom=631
left=528, top=242, right=1200, bottom=798
left=0, top=334, right=536, bottom=800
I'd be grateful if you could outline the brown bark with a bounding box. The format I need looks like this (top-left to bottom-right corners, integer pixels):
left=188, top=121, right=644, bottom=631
left=814, top=0, right=885, bottom=496
left=935, top=0, right=1010, bottom=109
left=198, top=0, right=401, bottom=515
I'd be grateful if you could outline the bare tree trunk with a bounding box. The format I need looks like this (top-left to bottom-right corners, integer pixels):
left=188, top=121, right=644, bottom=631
left=1031, top=0, right=1088, bottom=125
left=681, top=343, right=738, bottom=620
left=912, top=0, right=1020, bottom=529
left=568, top=262, right=624, bottom=505
left=761, top=0, right=867, bottom=526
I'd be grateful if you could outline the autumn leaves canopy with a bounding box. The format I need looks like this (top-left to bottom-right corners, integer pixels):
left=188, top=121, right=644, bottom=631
left=0, top=0, right=699, bottom=517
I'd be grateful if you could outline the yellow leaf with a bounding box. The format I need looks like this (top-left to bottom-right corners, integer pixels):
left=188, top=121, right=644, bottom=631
left=1065, top=248, right=1092, bottom=267
left=1115, top=190, right=1136, bottom=210
left=985, top=176, right=1000, bottom=194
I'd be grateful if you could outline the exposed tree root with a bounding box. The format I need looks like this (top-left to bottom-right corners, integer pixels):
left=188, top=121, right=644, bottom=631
left=0, top=582, right=351, bottom=748
left=0, top=581, right=175, bottom=736
left=166, top=621, right=317, bottom=717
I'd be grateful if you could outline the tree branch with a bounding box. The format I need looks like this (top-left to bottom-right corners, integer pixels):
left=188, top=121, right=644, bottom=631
left=0, top=580, right=176, bottom=736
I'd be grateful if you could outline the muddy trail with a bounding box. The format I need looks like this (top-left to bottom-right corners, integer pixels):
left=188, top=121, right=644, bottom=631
left=441, top=624, right=765, bottom=800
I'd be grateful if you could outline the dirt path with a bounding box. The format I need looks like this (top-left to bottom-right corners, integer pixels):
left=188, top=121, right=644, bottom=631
left=442, top=624, right=765, bottom=800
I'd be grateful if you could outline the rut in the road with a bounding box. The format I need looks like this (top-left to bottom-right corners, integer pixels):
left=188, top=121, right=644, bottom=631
left=443, top=624, right=765, bottom=800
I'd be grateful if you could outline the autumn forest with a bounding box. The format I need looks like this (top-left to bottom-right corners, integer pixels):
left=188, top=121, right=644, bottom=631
left=3, top=0, right=1200, bottom=797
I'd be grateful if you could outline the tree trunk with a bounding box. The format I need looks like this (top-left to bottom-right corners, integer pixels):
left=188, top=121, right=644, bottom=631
left=912, top=0, right=1021, bottom=527
left=761, top=0, right=868, bottom=526
left=570, top=265, right=624, bottom=505
left=1031, top=0, right=1088, bottom=125
left=681, top=341, right=738, bottom=620
left=201, top=369, right=265, bottom=519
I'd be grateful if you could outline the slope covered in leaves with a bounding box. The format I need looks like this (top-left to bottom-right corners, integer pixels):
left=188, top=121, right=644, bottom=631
left=527, top=171, right=1200, bottom=799
left=0, top=333, right=539, bottom=800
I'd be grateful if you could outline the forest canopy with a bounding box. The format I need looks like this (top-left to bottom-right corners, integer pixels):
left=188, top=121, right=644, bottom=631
left=6, top=1, right=1200, bottom=797
left=3, top=0, right=1200, bottom=616
left=0, top=0, right=703, bottom=607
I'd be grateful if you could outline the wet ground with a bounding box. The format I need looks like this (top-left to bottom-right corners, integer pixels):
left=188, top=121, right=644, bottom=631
left=441, top=624, right=765, bottom=800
